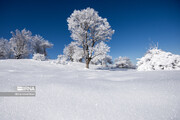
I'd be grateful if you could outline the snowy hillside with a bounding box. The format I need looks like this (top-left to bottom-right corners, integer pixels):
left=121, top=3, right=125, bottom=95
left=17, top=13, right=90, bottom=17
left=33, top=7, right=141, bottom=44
left=0, top=59, right=180, bottom=120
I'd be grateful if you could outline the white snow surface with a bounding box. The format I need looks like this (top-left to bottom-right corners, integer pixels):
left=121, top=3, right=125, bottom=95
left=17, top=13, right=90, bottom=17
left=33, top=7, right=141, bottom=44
left=0, top=59, right=180, bottom=120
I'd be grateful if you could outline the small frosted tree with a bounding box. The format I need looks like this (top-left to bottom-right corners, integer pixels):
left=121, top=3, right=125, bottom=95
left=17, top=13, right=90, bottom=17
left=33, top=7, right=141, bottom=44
left=67, top=7, right=114, bottom=68
left=91, top=41, right=112, bottom=67
left=10, top=29, right=32, bottom=59
left=63, top=42, right=84, bottom=62
left=63, top=42, right=77, bottom=61
left=0, top=38, right=11, bottom=59
left=56, top=55, right=68, bottom=65
left=72, top=47, right=84, bottom=62
left=32, top=35, right=43, bottom=54
left=114, top=57, right=134, bottom=68
left=32, top=35, right=53, bottom=57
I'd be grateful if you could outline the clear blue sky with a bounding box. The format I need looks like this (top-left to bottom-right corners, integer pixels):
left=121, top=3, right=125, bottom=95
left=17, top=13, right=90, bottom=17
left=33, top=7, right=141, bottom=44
left=0, top=0, right=180, bottom=64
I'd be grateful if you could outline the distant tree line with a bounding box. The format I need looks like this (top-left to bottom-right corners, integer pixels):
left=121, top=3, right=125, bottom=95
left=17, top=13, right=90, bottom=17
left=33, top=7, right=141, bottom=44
left=0, top=29, right=53, bottom=59
left=0, top=8, right=135, bottom=69
left=1, top=7, right=179, bottom=71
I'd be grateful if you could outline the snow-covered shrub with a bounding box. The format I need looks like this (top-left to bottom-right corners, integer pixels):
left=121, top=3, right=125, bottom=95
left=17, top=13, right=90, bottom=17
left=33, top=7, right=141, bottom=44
left=33, top=53, right=46, bottom=61
left=137, top=48, right=180, bottom=71
left=114, top=57, right=134, bottom=68
left=56, top=55, right=68, bottom=65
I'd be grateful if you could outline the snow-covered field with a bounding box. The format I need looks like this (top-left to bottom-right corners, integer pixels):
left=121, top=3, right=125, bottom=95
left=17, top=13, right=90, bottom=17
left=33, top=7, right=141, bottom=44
left=0, top=59, right=180, bottom=120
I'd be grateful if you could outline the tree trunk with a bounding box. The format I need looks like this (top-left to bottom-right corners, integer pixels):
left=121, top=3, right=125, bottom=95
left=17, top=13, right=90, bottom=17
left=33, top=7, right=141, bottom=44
left=86, top=58, right=91, bottom=68
left=16, top=54, right=21, bottom=59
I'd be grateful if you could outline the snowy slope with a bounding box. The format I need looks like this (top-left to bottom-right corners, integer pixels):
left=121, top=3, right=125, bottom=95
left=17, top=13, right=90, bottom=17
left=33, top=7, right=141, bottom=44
left=0, top=59, right=180, bottom=120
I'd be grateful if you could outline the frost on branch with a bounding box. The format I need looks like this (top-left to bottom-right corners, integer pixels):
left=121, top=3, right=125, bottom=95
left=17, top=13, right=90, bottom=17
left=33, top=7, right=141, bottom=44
left=0, top=38, right=11, bottom=59
left=114, top=57, right=134, bottom=68
left=137, top=48, right=180, bottom=71
left=33, top=53, right=46, bottom=61
left=67, top=7, right=114, bottom=68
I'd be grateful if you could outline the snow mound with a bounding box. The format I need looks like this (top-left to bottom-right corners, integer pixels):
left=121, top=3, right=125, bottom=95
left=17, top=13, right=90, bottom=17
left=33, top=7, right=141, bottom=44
left=137, top=48, right=180, bottom=71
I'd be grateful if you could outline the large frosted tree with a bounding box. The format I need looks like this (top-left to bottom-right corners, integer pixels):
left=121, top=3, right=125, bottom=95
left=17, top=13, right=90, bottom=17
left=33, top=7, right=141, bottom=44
left=10, top=29, right=32, bottom=59
left=67, top=7, right=114, bottom=68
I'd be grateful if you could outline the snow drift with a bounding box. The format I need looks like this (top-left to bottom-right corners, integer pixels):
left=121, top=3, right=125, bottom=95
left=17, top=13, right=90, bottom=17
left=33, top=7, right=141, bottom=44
left=137, top=48, right=180, bottom=71
left=0, top=59, right=180, bottom=120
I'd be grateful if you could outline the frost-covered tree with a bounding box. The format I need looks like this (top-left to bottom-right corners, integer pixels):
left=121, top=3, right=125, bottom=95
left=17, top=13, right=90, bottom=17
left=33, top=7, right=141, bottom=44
left=91, top=41, right=112, bottom=67
left=63, top=42, right=77, bottom=61
left=0, top=38, right=10, bottom=59
left=56, top=55, right=68, bottom=65
left=137, top=47, right=180, bottom=71
left=63, top=42, right=84, bottom=62
left=32, top=35, right=53, bottom=57
left=67, top=7, right=114, bottom=68
left=114, top=57, right=134, bottom=68
left=32, top=35, right=43, bottom=54
left=10, top=29, right=32, bottom=59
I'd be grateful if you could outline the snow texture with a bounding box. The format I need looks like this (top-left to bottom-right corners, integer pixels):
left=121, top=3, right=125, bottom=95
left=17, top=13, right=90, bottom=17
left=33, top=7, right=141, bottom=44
left=0, top=59, right=180, bottom=120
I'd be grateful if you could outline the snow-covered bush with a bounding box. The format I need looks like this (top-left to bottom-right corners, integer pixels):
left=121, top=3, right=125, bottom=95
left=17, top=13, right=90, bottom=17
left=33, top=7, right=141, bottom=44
left=56, top=55, right=68, bottom=65
left=137, top=48, right=180, bottom=71
left=33, top=53, right=46, bottom=61
left=114, top=57, right=134, bottom=68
